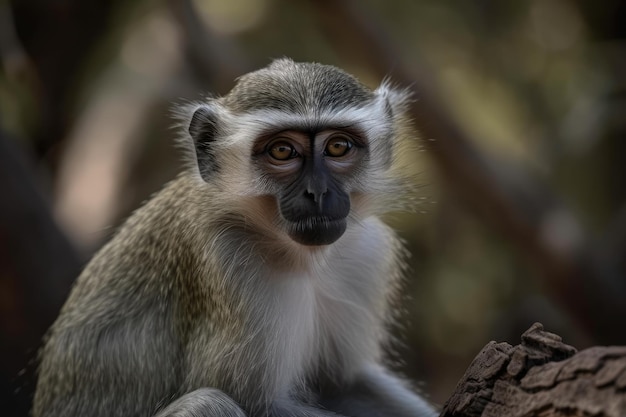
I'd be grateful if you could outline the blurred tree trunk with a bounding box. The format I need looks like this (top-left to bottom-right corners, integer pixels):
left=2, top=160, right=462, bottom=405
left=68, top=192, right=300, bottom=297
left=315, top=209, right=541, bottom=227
left=310, top=0, right=626, bottom=345
left=0, top=133, right=81, bottom=417
left=9, top=0, right=118, bottom=171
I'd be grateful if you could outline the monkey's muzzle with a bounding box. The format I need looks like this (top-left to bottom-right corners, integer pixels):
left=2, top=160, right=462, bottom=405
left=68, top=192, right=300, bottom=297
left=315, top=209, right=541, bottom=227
left=287, top=216, right=347, bottom=246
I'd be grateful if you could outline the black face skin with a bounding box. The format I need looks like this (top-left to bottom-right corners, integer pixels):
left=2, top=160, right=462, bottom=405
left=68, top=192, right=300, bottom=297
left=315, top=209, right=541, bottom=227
left=280, top=157, right=351, bottom=246
left=255, top=130, right=365, bottom=246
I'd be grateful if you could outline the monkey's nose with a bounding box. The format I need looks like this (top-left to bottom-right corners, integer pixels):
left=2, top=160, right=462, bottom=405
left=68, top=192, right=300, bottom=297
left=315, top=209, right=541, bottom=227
left=304, top=186, right=328, bottom=211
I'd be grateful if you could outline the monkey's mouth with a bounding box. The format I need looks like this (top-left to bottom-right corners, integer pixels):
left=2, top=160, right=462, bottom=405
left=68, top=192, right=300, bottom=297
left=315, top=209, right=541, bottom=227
left=286, top=216, right=347, bottom=246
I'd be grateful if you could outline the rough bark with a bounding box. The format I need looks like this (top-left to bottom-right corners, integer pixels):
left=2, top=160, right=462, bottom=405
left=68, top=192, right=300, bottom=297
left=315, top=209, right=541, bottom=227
left=440, top=323, right=626, bottom=417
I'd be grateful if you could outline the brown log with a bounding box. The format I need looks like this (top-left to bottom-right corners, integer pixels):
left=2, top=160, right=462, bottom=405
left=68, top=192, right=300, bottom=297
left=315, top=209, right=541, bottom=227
left=440, top=323, right=626, bottom=417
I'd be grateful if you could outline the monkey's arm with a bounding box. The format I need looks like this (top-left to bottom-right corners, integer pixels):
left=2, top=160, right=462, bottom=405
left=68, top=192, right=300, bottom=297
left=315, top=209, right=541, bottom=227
left=33, top=233, right=194, bottom=417
left=153, top=388, right=247, bottom=417
left=34, top=296, right=182, bottom=417
left=264, top=400, right=344, bottom=417
left=320, top=364, right=438, bottom=417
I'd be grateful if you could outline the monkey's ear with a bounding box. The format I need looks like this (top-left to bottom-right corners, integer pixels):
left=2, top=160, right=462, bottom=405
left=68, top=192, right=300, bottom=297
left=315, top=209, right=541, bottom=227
left=374, top=80, right=413, bottom=119
left=189, top=104, right=220, bottom=182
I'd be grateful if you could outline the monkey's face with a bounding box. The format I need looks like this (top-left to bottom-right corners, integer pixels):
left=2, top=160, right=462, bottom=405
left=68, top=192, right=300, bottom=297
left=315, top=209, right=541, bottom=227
left=184, top=59, right=413, bottom=247
left=252, top=129, right=367, bottom=246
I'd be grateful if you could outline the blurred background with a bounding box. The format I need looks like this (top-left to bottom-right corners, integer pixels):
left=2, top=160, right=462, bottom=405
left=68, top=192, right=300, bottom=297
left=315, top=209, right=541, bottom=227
left=1, top=0, right=625, bottom=415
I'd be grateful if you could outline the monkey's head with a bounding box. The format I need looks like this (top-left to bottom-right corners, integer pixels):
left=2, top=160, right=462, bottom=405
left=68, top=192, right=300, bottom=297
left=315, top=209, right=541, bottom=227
left=183, top=58, right=414, bottom=247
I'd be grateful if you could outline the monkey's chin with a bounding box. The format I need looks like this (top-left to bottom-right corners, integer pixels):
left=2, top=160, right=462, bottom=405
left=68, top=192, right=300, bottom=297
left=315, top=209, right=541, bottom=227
left=286, top=217, right=347, bottom=246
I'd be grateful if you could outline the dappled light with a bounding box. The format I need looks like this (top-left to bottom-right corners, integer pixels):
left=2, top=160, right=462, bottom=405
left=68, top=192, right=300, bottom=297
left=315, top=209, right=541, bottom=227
left=1, top=0, right=625, bottom=415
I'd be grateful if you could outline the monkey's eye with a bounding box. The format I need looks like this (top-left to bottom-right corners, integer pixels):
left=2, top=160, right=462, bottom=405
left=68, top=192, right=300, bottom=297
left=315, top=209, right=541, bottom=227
left=268, top=141, right=298, bottom=161
left=325, top=136, right=353, bottom=157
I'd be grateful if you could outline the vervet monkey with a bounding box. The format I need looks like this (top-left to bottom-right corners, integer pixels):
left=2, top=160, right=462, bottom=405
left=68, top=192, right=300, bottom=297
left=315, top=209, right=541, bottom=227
left=33, top=59, right=437, bottom=417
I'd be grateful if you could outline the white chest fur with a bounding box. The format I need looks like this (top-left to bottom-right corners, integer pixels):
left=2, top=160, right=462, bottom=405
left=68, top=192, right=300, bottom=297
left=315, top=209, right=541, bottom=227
left=261, top=217, right=397, bottom=397
left=187, top=217, right=399, bottom=406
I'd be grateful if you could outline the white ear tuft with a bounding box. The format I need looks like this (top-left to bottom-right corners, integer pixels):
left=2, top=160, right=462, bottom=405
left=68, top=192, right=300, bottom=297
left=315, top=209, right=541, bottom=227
left=374, top=79, right=413, bottom=117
